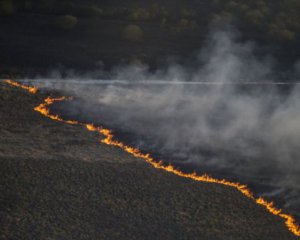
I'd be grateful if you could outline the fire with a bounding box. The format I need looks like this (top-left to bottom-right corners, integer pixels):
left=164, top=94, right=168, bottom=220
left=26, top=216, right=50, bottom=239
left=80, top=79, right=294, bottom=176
left=34, top=96, right=79, bottom=124
left=4, top=79, right=38, bottom=94
left=4, top=80, right=300, bottom=237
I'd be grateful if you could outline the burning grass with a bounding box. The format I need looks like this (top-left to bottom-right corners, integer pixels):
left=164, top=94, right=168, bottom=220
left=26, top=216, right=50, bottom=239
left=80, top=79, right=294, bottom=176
left=0, top=80, right=299, bottom=239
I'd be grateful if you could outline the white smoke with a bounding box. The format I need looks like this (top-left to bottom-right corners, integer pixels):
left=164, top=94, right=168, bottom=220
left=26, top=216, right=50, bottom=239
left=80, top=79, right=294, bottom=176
left=27, top=28, right=300, bottom=216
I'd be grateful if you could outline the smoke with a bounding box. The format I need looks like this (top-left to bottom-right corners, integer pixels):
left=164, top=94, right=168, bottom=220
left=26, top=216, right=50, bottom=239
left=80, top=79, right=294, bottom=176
left=29, top=28, right=300, bottom=216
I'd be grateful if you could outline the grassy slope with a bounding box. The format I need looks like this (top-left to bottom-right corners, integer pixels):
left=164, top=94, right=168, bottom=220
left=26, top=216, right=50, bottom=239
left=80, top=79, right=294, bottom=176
left=0, top=83, right=297, bottom=240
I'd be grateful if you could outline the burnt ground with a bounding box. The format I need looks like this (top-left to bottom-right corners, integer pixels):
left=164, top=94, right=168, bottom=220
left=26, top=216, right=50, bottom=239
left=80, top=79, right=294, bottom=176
left=0, top=82, right=298, bottom=240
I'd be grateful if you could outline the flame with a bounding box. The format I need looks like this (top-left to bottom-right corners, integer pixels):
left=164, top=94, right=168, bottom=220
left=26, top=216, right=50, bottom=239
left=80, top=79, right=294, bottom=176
left=4, top=80, right=300, bottom=237
left=34, top=96, right=79, bottom=124
left=4, top=79, right=38, bottom=94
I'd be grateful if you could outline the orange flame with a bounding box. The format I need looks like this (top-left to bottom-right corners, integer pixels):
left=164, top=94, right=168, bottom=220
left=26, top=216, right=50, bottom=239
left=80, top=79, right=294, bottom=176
left=4, top=80, right=300, bottom=237
left=4, top=79, right=38, bottom=94
left=34, top=96, right=79, bottom=124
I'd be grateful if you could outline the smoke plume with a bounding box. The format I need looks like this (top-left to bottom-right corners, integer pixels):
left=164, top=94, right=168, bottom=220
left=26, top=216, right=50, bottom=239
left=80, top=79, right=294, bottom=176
left=29, top=28, right=300, bottom=218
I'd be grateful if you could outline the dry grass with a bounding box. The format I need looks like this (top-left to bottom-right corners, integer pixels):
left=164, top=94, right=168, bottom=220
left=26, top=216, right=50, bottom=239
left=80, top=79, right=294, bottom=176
left=0, top=83, right=297, bottom=240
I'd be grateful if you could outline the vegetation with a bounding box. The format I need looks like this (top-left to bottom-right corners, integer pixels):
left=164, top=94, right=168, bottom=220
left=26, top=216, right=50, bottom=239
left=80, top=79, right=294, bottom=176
left=122, top=24, right=144, bottom=42
left=210, top=0, right=300, bottom=43
left=0, top=0, right=299, bottom=74
left=2, top=0, right=299, bottom=43
left=0, top=83, right=297, bottom=240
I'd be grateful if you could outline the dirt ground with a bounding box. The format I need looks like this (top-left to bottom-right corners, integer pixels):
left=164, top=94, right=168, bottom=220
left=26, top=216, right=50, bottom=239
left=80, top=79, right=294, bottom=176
left=0, top=82, right=297, bottom=240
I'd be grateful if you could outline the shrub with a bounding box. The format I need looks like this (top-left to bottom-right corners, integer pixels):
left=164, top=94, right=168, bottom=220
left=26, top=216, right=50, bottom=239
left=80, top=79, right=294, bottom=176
left=122, top=24, right=144, bottom=42
left=54, top=15, right=78, bottom=30
left=0, top=0, right=15, bottom=16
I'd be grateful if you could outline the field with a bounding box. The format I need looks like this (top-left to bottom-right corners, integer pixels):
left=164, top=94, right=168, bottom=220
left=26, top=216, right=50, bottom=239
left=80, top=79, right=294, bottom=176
left=0, top=82, right=298, bottom=239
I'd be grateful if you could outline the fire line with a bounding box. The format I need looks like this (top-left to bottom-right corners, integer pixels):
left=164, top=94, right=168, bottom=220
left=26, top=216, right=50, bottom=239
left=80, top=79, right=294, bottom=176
left=4, top=79, right=300, bottom=237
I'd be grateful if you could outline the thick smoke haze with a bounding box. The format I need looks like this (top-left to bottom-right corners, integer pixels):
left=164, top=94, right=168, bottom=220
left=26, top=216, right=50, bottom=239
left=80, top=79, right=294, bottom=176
left=29, top=29, right=300, bottom=217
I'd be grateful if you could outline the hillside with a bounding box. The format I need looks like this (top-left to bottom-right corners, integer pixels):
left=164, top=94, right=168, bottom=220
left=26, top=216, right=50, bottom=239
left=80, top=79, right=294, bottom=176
left=0, top=82, right=298, bottom=239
